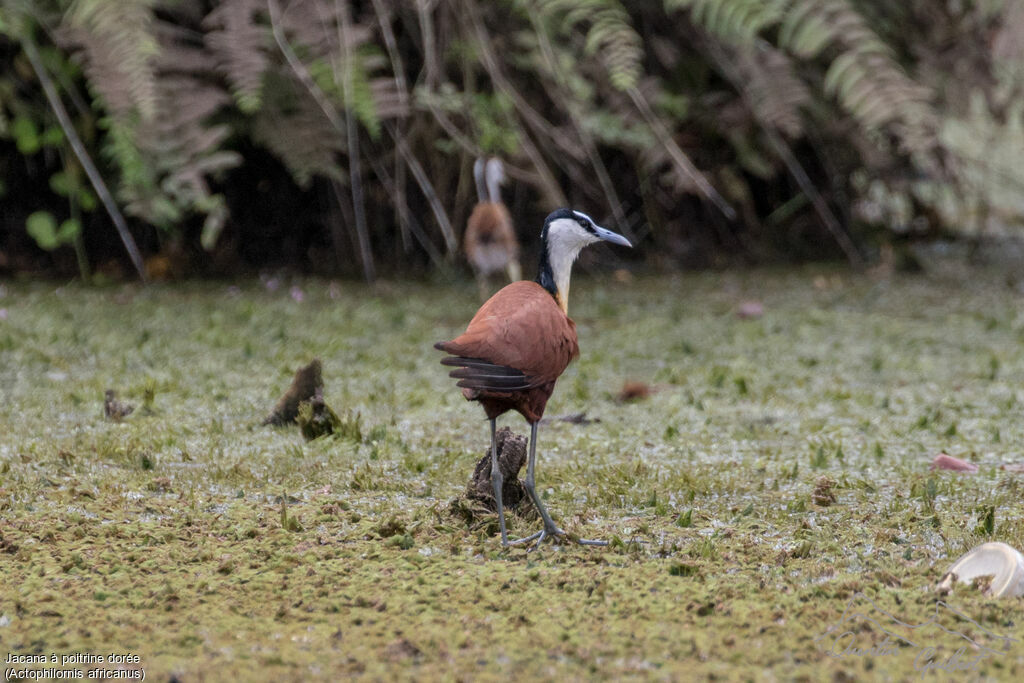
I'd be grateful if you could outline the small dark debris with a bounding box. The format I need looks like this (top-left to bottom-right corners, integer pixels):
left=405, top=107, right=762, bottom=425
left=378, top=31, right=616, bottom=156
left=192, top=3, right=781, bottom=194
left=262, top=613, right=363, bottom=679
left=0, top=533, right=18, bottom=554
left=384, top=637, right=421, bottom=661
left=263, top=359, right=323, bottom=426
left=812, top=476, right=837, bottom=506
left=669, top=562, right=699, bottom=577
left=553, top=412, right=599, bottom=425
left=104, top=389, right=134, bottom=421
left=936, top=571, right=956, bottom=597
left=971, top=574, right=996, bottom=595
left=374, top=516, right=407, bottom=539
left=618, top=381, right=654, bottom=402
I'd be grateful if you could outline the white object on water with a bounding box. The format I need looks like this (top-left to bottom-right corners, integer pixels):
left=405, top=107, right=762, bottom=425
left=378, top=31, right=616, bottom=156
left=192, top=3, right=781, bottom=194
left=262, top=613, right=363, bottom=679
left=938, top=542, right=1024, bottom=598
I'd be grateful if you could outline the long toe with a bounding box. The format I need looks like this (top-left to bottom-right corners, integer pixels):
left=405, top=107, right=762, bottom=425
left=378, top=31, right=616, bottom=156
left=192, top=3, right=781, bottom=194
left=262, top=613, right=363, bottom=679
left=506, top=526, right=608, bottom=550
left=507, top=530, right=544, bottom=546
left=574, top=537, right=610, bottom=547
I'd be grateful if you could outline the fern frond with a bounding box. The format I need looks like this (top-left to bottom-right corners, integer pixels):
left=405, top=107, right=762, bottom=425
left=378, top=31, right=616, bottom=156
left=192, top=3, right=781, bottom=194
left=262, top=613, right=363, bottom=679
left=346, top=49, right=384, bottom=139
left=938, top=91, right=1024, bottom=234
left=274, top=0, right=392, bottom=137
left=991, top=1, right=1024, bottom=87
left=676, top=0, right=937, bottom=150
left=666, top=0, right=786, bottom=43
left=735, top=41, right=810, bottom=138
left=308, top=47, right=384, bottom=140
left=277, top=0, right=372, bottom=57
left=532, top=0, right=642, bottom=90
left=86, top=23, right=242, bottom=241
left=62, top=0, right=159, bottom=121
left=252, top=71, right=346, bottom=188
left=203, top=0, right=269, bottom=114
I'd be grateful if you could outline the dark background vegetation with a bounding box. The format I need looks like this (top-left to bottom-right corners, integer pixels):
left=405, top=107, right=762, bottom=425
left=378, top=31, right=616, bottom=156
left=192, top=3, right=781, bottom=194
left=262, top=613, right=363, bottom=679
left=2, top=0, right=1024, bottom=281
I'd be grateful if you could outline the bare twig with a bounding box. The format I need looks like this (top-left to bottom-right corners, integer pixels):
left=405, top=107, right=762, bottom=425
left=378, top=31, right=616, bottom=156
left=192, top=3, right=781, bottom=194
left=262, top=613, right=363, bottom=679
left=387, top=122, right=458, bottom=255
left=269, top=0, right=364, bottom=274
left=337, top=0, right=375, bottom=283
left=272, top=0, right=454, bottom=257
left=464, top=0, right=569, bottom=207
left=22, top=34, right=147, bottom=281
left=416, top=0, right=441, bottom=89
left=465, top=2, right=580, bottom=161
left=368, top=153, right=446, bottom=268
left=268, top=0, right=344, bottom=132
left=626, top=85, right=736, bottom=222
left=370, top=0, right=412, bottom=252
left=373, top=0, right=547, bottom=219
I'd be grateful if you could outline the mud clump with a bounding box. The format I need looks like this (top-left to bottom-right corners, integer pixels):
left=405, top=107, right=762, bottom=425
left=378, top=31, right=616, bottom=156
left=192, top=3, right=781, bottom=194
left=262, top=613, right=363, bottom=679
left=297, top=389, right=341, bottom=440
left=464, top=427, right=529, bottom=511
left=263, top=359, right=323, bottom=426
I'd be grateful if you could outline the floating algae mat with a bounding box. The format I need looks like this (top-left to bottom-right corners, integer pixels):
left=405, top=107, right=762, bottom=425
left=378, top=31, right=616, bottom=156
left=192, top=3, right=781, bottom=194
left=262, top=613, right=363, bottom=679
left=0, top=272, right=1023, bottom=680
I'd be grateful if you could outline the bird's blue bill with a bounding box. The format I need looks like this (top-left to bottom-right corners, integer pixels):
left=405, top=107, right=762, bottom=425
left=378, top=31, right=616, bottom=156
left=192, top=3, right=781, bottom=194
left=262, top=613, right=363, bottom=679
left=593, top=226, right=632, bottom=248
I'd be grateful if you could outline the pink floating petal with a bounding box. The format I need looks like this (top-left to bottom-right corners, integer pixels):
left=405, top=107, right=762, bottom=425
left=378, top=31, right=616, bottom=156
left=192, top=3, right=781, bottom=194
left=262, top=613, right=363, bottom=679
left=736, top=301, right=764, bottom=319
left=930, top=453, right=978, bottom=473
left=290, top=286, right=305, bottom=303
left=0, top=308, right=7, bottom=320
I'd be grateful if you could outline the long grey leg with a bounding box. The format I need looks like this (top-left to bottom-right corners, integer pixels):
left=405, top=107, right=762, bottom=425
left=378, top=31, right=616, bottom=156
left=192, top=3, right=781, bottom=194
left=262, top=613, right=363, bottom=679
left=523, top=421, right=563, bottom=535
left=515, top=421, right=608, bottom=549
left=489, top=418, right=509, bottom=546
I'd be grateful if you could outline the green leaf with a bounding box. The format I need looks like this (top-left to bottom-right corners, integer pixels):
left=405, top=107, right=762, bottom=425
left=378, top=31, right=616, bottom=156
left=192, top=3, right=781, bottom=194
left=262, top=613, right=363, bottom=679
left=50, top=171, right=72, bottom=197
left=12, top=116, right=40, bottom=155
left=200, top=195, right=228, bottom=251
left=26, top=211, right=59, bottom=250
left=78, top=189, right=98, bottom=212
left=57, top=218, right=82, bottom=243
left=41, top=126, right=65, bottom=147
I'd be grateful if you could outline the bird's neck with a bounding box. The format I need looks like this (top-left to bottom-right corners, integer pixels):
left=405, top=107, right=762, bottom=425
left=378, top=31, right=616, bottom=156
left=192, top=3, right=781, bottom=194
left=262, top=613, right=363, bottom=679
left=486, top=176, right=501, bottom=204
left=537, top=240, right=572, bottom=315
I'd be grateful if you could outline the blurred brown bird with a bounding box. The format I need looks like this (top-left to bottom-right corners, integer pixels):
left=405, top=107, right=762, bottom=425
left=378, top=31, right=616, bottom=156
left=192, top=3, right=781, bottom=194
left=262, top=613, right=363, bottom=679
left=464, top=158, right=521, bottom=299
left=437, top=208, right=631, bottom=548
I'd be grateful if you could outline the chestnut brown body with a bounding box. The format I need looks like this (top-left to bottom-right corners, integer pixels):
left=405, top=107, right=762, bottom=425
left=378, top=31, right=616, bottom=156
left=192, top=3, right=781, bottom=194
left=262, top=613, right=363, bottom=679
left=435, top=281, right=577, bottom=423
left=464, top=202, right=520, bottom=279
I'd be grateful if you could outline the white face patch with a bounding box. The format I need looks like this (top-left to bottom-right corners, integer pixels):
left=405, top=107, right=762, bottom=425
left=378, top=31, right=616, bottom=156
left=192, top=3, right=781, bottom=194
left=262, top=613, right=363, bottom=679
left=546, top=217, right=600, bottom=313
left=547, top=218, right=599, bottom=255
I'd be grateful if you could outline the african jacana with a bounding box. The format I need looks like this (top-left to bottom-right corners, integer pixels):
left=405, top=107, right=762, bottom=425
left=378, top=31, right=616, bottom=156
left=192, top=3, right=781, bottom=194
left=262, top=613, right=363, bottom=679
left=436, top=208, right=631, bottom=547
left=464, top=158, right=521, bottom=299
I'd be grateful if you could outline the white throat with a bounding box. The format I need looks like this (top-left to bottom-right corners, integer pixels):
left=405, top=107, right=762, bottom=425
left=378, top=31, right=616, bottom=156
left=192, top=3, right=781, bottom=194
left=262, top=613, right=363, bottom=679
left=546, top=218, right=599, bottom=314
